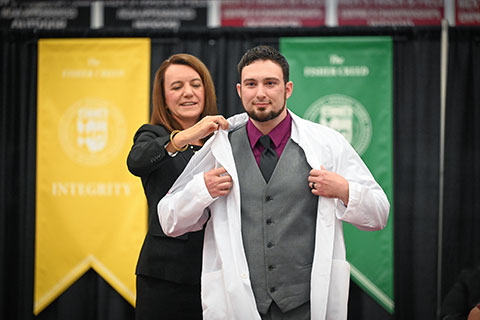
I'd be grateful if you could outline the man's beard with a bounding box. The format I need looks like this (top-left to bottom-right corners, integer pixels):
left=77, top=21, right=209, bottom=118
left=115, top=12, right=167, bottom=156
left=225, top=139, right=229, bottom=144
left=246, top=98, right=286, bottom=123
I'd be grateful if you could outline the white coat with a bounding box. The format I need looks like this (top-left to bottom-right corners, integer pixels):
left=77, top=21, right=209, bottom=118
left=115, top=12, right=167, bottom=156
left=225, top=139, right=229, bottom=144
left=158, top=111, right=390, bottom=320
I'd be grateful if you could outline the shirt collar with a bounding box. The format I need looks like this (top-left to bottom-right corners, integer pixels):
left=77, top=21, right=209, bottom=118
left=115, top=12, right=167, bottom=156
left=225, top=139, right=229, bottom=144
left=246, top=111, right=292, bottom=149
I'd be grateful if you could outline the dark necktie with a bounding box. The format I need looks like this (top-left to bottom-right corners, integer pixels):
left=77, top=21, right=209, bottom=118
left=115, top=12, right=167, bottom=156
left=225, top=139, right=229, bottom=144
left=259, top=135, right=278, bottom=183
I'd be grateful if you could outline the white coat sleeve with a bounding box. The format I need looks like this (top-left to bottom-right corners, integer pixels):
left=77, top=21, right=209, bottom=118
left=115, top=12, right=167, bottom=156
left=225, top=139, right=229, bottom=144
left=333, top=133, right=390, bottom=231
left=158, top=171, right=216, bottom=237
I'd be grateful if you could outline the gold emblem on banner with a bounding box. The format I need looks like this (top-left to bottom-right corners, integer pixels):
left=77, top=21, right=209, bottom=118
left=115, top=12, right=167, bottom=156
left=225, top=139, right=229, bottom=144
left=58, top=98, right=127, bottom=166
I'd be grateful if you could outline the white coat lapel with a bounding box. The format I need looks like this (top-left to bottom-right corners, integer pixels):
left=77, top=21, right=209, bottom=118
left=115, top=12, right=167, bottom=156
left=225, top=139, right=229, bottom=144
left=204, top=114, right=260, bottom=320
left=210, top=130, right=238, bottom=183
left=290, top=111, right=337, bottom=319
left=210, top=112, right=248, bottom=183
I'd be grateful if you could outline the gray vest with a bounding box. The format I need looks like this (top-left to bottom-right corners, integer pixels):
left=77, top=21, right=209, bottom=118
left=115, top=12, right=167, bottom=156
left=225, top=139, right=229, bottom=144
left=229, top=125, right=318, bottom=314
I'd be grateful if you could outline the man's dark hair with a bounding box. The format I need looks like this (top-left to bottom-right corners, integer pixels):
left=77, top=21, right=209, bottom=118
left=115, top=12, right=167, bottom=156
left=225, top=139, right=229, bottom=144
left=237, top=45, right=290, bottom=83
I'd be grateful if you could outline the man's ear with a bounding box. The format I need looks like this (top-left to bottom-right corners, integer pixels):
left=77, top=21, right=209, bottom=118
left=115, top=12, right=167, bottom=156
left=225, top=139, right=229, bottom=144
left=285, top=81, right=293, bottom=99
left=236, top=83, right=242, bottom=98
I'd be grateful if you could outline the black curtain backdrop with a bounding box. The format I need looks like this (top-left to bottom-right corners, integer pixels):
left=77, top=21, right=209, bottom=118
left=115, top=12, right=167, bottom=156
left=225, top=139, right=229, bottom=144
left=1, top=26, right=479, bottom=320
left=1, top=31, right=38, bottom=320
left=392, top=28, right=441, bottom=320
left=442, top=28, right=480, bottom=303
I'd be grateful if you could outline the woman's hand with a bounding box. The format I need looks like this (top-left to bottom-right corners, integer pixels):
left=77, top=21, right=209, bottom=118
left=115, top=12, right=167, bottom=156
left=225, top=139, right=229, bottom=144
left=167, top=115, right=229, bottom=152
left=204, top=167, right=232, bottom=198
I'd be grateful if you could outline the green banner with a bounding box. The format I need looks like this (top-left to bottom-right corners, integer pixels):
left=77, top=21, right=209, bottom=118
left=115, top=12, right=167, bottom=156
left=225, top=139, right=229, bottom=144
left=280, top=37, right=394, bottom=313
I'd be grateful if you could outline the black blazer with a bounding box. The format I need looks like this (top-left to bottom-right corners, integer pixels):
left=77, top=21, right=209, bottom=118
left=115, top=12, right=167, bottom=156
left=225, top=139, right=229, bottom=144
left=127, top=124, right=204, bottom=284
left=441, top=265, right=480, bottom=319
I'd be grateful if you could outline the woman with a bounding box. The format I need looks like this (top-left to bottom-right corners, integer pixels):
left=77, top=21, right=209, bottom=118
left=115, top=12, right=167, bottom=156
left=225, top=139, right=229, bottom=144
left=127, top=54, right=232, bottom=319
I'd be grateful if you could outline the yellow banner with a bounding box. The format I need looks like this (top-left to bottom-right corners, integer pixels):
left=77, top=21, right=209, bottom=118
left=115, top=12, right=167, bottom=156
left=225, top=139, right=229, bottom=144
left=35, top=38, right=150, bottom=314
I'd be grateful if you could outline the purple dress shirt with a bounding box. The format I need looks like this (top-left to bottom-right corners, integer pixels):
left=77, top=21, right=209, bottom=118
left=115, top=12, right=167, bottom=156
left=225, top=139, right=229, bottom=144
left=246, top=111, right=292, bottom=167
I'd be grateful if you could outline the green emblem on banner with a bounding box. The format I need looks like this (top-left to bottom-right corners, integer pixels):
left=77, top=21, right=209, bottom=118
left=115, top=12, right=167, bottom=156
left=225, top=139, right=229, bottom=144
left=304, top=94, right=372, bottom=155
left=280, top=37, right=394, bottom=313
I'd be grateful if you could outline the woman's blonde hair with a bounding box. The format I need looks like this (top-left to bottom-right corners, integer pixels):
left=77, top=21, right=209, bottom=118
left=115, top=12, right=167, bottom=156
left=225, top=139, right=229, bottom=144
left=150, top=53, right=217, bottom=132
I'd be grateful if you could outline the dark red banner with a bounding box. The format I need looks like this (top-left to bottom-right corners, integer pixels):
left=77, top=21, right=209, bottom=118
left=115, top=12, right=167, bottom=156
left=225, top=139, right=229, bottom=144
left=456, top=0, right=480, bottom=25
left=338, top=0, right=444, bottom=26
left=221, top=0, right=325, bottom=27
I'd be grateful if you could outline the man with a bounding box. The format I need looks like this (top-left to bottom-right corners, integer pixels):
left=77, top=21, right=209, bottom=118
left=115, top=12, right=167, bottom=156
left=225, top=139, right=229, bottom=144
left=158, top=45, right=390, bottom=319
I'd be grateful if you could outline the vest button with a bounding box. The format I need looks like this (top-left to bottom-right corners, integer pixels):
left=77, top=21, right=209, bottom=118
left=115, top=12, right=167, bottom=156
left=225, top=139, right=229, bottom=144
left=268, top=265, right=276, bottom=271
left=265, top=195, right=273, bottom=202
left=267, top=242, right=274, bottom=248
left=270, top=287, right=277, bottom=293
left=266, top=218, right=273, bottom=225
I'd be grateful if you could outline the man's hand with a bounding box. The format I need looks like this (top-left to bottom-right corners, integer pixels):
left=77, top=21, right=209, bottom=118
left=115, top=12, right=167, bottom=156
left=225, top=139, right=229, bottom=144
left=308, top=165, right=349, bottom=205
left=204, top=167, right=233, bottom=198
